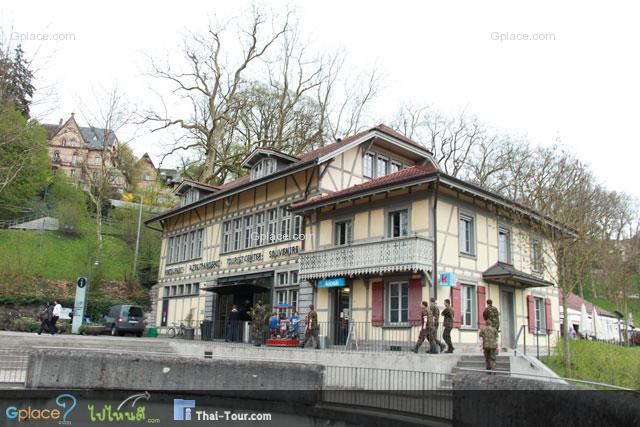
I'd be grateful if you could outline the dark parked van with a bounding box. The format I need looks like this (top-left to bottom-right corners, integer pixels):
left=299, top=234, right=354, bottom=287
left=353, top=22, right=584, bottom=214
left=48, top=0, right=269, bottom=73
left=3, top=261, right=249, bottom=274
left=102, top=305, right=146, bottom=337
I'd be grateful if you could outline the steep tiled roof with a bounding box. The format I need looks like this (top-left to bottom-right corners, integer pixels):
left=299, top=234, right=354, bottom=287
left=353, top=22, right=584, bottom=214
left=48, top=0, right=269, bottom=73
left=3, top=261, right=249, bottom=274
left=43, top=118, right=118, bottom=150
left=290, top=163, right=438, bottom=210
left=560, top=293, right=618, bottom=319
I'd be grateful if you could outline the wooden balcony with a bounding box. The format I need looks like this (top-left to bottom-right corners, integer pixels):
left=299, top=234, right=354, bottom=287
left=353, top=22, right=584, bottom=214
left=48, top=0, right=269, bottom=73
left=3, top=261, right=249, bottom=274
left=299, top=235, right=434, bottom=279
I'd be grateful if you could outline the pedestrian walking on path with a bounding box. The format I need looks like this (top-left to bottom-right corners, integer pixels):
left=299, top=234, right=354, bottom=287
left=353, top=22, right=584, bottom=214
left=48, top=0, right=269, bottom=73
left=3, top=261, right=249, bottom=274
left=51, top=300, right=62, bottom=334
left=37, top=301, right=55, bottom=335
left=479, top=319, right=498, bottom=370
left=302, top=304, right=319, bottom=349
left=441, top=299, right=455, bottom=353
left=412, top=301, right=432, bottom=353
left=429, top=297, right=446, bottom=353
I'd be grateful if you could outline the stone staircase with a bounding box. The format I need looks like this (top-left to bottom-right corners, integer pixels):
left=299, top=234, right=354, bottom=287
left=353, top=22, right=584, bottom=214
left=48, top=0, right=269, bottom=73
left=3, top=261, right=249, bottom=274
left=452, top=354, right=511, bottom=375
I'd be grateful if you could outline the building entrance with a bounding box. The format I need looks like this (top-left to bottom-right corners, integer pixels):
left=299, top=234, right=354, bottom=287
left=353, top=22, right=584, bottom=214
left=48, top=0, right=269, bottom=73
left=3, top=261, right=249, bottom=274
left=332, top=286, right=351, bottom=345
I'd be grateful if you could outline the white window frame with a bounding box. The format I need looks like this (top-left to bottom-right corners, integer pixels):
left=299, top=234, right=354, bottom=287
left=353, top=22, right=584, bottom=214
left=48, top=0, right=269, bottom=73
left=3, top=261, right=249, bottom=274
left=279, top=206, right=291, bottom=241
left=222, top=221, right=232, bottom=253
left=388, top=209, right=409, bottom=238
left=267, top=208, right=278, bottom=244
left=233, top=218, right=242, bottom=251
left=460, top=284, right=476, bottom=328
left=334, top=219, right=353, bottom=246
left=498, top=226, right=511, bottom=264
left=386, top=281, right=409, bottom=325
left=459, top=213, right=476, bottom=255
left=534, top=297, right=546, bottom=333
left=376, top=155, right=389, bottom=178
left=292, top=215, right=303, bottom=239
left=244, top=215, right=253, bottom=249
left=255, top=212, right=265, bottom=246
left=532, top=238, right=543, bottom=273
left=390, top=160, right=402, bottom=174
left=363, top=152, right=375, bottom=178
left=277, top=272, right=289, bottom=286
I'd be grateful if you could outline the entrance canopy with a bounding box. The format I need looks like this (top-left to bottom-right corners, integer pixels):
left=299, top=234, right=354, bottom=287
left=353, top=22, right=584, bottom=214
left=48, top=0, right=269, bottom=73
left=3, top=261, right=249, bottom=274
left=483, top=262, right=554, bottom=289
left=205, top=271, right=273, bottom=293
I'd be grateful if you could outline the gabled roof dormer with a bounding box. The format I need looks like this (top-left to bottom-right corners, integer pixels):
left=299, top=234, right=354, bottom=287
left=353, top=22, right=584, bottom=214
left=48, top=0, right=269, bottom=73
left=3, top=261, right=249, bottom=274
left=240, top=148, right=299, bottom=181
left=174, top=179, right=221, bottom=207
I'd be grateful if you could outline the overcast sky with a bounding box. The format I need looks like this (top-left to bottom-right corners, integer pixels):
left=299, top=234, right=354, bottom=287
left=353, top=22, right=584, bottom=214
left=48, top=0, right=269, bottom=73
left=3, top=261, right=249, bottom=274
left=2, top=0, right=639, bottom=198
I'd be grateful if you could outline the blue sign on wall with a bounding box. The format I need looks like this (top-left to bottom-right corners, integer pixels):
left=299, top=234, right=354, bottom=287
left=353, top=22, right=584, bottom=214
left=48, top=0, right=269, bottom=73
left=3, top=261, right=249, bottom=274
left=318, top=278, right=346, bottom=288
left=439, top=272, right=457, bottom=287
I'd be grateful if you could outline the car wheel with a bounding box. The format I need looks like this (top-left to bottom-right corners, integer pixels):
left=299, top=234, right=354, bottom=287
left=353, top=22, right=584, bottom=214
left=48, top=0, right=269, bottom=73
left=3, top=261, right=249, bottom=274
left=111, top=325, right=117, bottom=336
left=136, top=331, right=143, bottom=337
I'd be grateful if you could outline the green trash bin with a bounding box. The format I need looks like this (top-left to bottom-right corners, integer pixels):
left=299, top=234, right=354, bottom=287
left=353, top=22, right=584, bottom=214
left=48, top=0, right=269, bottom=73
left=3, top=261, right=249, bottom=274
left=148, top=327, right=158, bottom=338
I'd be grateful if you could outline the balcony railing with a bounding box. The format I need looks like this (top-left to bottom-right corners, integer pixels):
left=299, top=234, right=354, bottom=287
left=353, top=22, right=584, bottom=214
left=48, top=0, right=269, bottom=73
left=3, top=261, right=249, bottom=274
left=299, top=234, right=433, bottom=279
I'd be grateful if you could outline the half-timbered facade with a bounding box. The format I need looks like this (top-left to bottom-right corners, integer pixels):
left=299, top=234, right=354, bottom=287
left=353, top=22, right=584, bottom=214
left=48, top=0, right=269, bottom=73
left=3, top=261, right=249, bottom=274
left=147, top=124, right=560, bottom=350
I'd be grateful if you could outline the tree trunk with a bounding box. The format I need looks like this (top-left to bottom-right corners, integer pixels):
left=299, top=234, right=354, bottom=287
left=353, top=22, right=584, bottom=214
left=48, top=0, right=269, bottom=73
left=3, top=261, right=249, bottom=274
left=95, top=200, right=103, bottom=255
left=561, top=288, right=572, bottom=377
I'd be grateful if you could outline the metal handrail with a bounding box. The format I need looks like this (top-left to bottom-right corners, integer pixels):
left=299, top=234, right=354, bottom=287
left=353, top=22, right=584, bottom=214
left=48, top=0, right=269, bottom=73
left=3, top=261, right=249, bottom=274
left=456, top=367, right=634, bottom=391
left=513, top=324, right=526, bottom=356
left=299, top=233, right=434, bottom=255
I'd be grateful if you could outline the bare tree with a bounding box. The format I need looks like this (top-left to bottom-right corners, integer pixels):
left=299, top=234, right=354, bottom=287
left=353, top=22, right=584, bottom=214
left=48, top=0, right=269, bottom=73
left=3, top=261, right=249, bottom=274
left=142, top=8, right=291, bottom=184
left=80, top=86, right=132, bottom=255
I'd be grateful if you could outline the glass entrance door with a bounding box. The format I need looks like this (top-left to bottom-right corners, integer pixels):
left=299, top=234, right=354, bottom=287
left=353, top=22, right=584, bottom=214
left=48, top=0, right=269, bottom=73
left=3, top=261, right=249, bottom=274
left=333, top=287, right=351, bottom=345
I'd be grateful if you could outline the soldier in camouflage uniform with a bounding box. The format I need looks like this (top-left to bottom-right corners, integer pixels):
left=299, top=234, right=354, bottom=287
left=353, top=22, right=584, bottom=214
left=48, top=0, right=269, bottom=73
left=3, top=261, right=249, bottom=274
left=412, top=301, right=432, bottom=353
left=429, top=297, right=446, bottom=353
left=251, top=300, right=266, bottom=346
left=479, top=319, right=498, bottom=370
left=483, top=299, right=500, bottom=333
left=302, top=304, right=320, bottom=349
left=441, top=298, right=455, bottom=353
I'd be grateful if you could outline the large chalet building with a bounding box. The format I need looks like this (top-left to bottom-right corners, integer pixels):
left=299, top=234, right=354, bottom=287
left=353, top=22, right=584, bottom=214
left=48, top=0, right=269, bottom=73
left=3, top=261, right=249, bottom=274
left=43, top=114, right=124, bottom=190
left=146, top=125, right=560, bottom=350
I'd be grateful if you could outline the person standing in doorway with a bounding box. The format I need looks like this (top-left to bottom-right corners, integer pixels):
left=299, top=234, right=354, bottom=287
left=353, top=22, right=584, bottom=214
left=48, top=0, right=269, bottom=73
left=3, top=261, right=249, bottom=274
left=429, top=297, right=446, bottom=353
left=51, top=300, right=62, bottom=334
left=302, top=304, right=320, bottom=349
left=251, top=300, right=266, bottom=346
left=441, top=299, right=455, bottom=353
left=483, top=299, right=500, bottom=333
left=479, top=319, right=499, bottom=370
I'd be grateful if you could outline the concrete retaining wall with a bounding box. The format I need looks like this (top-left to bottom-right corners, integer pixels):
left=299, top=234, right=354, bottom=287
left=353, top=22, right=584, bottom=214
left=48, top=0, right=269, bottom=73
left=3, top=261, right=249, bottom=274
left=26, top=349, right=323, bottom=400
left=169, top=341, right=460, bottom=375
left=452, top=372, right=640, bottom=427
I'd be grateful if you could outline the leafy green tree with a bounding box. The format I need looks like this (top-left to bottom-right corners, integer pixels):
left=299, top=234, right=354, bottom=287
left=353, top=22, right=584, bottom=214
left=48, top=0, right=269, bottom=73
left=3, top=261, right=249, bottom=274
left=0, top=43, right=34, bottom=118
left=0, top=106, right=50, bottom=218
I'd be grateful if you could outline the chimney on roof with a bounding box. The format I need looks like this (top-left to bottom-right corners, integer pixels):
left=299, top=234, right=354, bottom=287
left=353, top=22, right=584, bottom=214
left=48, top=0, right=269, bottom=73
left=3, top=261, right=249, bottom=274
left=58, top=118, right=63, bottom=126
left=336, top=138, right=342, bottom=142
left=71, top=112, right=75, bottom=117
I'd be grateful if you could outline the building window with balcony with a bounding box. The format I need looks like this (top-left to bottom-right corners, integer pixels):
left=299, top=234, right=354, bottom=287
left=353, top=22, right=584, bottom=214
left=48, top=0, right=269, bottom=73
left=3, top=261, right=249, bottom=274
left=459, top=213, right=475, bottom=255
left=387, top=281, right=409, bottom=324
left=532, top=238, right=543, bottom=272
left=460, top=284, right=476, bottom=328
left=498, top=227, right=511, bottom=263
left=334, top=220, right=352, bottom=245
left=388, top=209, right=409, bottom=237
left=363, top=152, right=375, bottom=178
left=534, top=297, right=546, bottom=333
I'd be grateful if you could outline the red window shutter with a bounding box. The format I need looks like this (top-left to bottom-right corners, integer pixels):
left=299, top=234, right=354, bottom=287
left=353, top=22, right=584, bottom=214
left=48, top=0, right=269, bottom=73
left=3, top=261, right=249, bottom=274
left=477, top=286, right=486, bottom=328
left=544, top=298, right=553, bottom=333
left=408, top=278, right=423, bottom=326
left=451, top=285, right=461, bottom=328
left=372, top=281, right=384, bottom=326
left=527, top=295, right=535, bottom=333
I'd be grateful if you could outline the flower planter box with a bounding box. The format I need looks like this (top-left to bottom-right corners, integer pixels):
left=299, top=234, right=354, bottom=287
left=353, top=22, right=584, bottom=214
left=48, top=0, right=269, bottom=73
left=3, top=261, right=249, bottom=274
left=82, top=326, right=105, bottom=335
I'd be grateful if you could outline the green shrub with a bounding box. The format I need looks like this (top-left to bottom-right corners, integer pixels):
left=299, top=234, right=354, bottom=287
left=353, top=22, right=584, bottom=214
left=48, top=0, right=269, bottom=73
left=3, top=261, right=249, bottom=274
left=55, top=202, right=86, bottom=237
left=78, top=322, right=104, bottom=335
left=12, top=316, right=40, bottom=332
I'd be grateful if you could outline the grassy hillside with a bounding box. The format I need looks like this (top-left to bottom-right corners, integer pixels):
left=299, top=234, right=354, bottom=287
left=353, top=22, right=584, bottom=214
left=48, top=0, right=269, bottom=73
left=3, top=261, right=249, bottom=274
left=0, top=227, right=133, bottom=281
left=582, top=279, right=639, bottom=325
left=545, top=340, right=639, bottom=389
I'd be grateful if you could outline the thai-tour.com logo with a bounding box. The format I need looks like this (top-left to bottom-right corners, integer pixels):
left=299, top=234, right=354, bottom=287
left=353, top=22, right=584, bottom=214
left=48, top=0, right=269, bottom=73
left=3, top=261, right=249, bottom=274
left=5, top=393, right=76, bottom=423
left=173, top=399, right=272, bottom=422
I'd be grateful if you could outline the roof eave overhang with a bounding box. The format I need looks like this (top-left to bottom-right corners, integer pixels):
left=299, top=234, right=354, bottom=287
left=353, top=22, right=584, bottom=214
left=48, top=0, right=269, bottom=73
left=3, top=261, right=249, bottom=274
left=240, top=148, right=299, bottom=169
left=317, top=130, right=434, bottom=165
left=145, top=159, right=318, bottom=227
left=290, top=173, right=439, bottom=214
left=483, top=274, right=554, bottom=289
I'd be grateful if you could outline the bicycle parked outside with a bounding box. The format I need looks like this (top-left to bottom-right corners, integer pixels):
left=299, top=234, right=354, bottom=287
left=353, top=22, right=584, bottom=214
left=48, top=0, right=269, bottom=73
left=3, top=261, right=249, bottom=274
left=167, top=322, right=186, bottom=338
